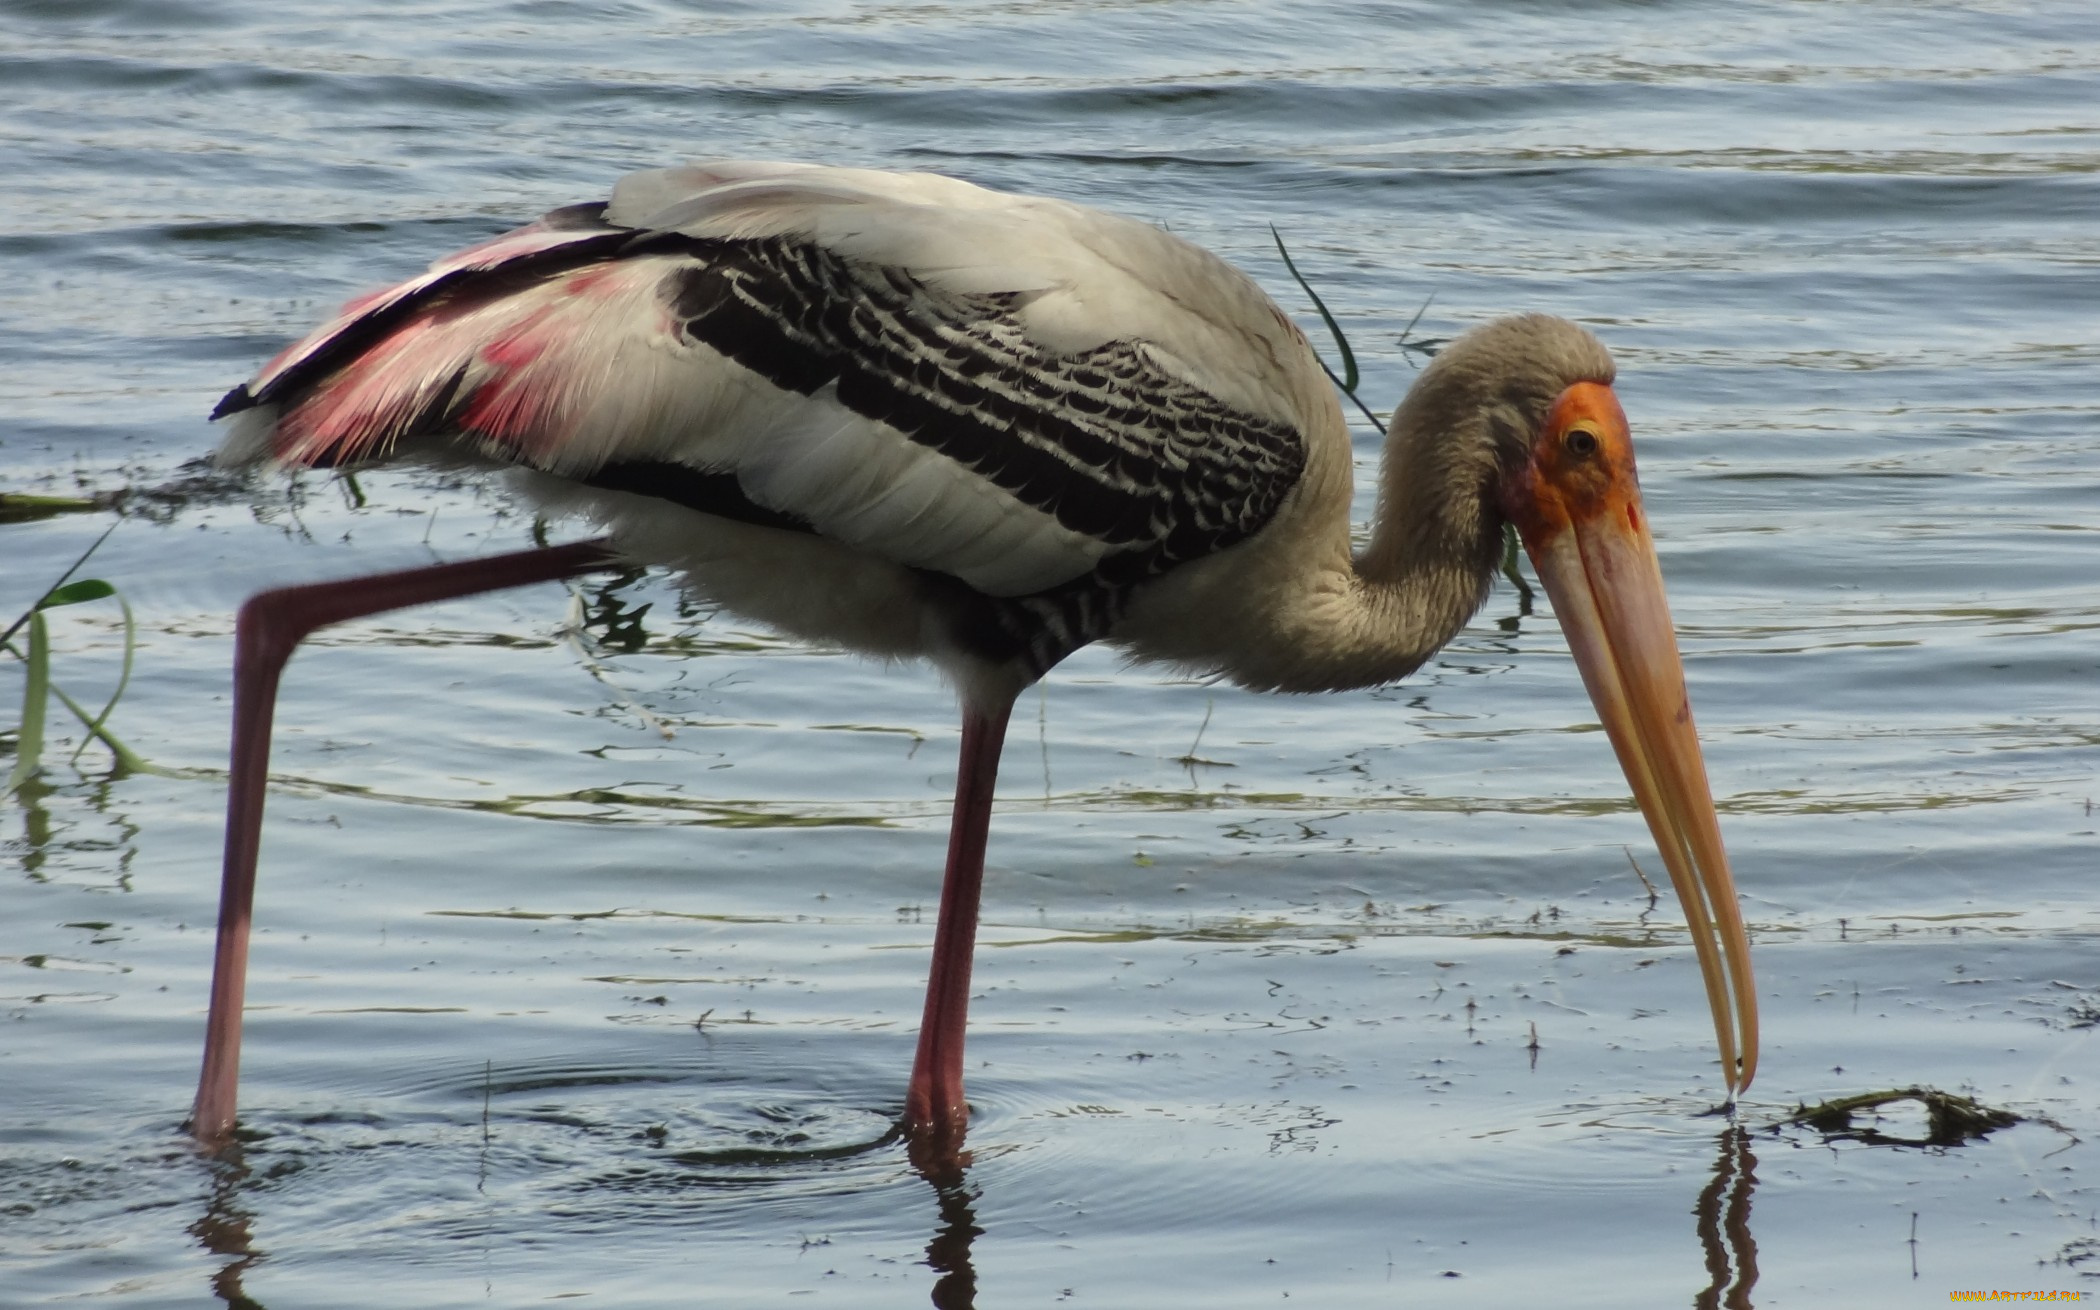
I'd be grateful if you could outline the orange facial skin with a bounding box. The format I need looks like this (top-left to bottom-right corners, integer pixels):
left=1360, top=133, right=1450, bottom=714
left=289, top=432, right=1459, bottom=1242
left=1500, top=380, right=1641, bottom=547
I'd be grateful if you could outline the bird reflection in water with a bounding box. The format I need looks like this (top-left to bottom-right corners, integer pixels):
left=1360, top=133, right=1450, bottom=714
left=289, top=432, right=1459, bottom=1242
left=191, top=1148, right=268, bottom=1310
left=184, top=1130, right=980, bottom=1309
left=182, top=1124, right=1753, bottom=1307
left=909, top=1126, right=1757, bottom=1310
left=913, top=1144, right=986, bottom=1310
left=1694, top=1127, right=1760, bottom=1309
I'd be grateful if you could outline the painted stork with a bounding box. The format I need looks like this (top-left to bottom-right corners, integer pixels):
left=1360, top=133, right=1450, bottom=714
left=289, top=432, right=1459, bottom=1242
left=192, top=160, right=1757, bottom=1152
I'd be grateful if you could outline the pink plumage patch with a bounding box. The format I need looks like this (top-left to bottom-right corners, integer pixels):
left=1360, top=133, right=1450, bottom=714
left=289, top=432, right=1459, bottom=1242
left=262, top=254, right=680, bottom=469
left=270, top=314, right=460, bottom=464
left=457, top=310, right=563, bottom=445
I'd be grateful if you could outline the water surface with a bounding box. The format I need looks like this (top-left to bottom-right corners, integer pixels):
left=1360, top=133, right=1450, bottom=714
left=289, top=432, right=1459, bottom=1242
left=3, top=1, right=2098, bottom=1305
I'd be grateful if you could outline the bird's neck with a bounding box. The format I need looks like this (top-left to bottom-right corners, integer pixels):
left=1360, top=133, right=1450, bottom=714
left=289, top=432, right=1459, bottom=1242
left=1339, top=458, right=1501, bottom=681
left=1332, top=396, right=1506, bottom=684
left=1118, top=401, right=1502, bottom=694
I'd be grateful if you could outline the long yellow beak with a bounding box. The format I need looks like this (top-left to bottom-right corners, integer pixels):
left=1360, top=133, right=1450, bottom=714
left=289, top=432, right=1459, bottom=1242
left=1500, top=381, right=1758, bottom=1097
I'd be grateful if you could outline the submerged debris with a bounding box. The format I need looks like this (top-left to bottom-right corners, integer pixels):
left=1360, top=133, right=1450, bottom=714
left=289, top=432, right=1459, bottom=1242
left=2059, top=996, right=2100, bottom=1030
left=2051, top=1236, right=2100, bottom=1278
left=1782, top=1087, right=2021, bottom=1148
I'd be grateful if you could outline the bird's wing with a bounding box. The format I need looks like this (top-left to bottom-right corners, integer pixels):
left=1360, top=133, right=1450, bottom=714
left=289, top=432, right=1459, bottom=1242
left=216, top=163, right=1310, bottom=598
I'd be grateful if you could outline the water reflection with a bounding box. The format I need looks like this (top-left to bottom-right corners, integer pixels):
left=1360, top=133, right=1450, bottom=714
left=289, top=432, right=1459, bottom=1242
left=920, top=1162, right=984, bottom=1310
left=167, top=1112, right=1764, bottom=1310
left=8, top=767, right=144, bottom=890
left=191, top=1147, right=269, bottom=1310
left=577, top=567, right=655, bottom=653
left=907, top=1124, right=1759, bottom=1310
left=1693, top=1127, right=1759, bottom=1309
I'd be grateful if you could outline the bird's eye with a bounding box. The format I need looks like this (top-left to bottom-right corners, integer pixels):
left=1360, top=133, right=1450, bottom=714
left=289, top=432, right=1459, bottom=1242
left=1565, top=428, right=1600, bottom=457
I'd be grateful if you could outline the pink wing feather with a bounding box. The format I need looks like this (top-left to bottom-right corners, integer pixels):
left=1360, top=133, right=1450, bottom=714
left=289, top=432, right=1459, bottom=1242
left=221, top=213, right=696, bottom=471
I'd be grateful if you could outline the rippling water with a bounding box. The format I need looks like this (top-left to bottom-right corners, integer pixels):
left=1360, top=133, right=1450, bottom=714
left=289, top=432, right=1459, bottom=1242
left=4, top=1, right=2098, bottom=1305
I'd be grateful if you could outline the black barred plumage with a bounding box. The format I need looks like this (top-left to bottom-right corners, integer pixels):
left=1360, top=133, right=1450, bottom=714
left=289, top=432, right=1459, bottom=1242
left=661, top=235, right=1306, bottom=577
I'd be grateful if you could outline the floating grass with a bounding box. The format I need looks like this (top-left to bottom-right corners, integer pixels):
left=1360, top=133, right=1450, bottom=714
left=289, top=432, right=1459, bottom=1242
left=1269, top=228, right=1533, bottom=608
left=0, top=493, right=106, bottom=525
left=1270, top=225, right=1380, bottom=433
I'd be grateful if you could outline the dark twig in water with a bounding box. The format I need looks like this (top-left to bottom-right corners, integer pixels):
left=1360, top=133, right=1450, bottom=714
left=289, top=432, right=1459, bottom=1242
left=1499, top=521, right=1535, bottom=609
left=2053, top=1236, right=2100, bottom=1276
left=2057, top=994, right=2100, bottom=1030
left=1782, top=1087, right=2022, bottom=1148
left=1393, top=295, right=1447, bottom=363
left=1624, top=846, right=1661, bottom=907
left=1174, top=697, right=1229, bottom=769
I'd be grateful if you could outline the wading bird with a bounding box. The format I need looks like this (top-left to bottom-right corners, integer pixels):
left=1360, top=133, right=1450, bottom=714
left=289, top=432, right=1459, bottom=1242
left=193, top=160, right=1757, bottom=1152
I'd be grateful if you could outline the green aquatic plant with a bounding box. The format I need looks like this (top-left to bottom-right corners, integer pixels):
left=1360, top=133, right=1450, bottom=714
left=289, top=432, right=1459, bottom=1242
left=1269, top=228, right=1532, bottom=608
left=0, top=492, right=106, bottom=524
left=3, top=526, right=149, bottom=796
left=1269, top=225, right=1384, bottom=433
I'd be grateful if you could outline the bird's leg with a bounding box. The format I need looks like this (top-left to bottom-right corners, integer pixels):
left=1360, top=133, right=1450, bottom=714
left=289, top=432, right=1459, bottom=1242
left=190, top=539, right=620, bottom=1147
left=903, top=696, right=1015, bottom=1151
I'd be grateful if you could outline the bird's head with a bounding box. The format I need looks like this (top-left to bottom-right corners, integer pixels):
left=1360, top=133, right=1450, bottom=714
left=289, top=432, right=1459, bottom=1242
left=1494, top=360, right=1758, bottom=1098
